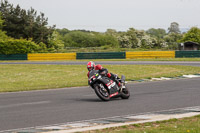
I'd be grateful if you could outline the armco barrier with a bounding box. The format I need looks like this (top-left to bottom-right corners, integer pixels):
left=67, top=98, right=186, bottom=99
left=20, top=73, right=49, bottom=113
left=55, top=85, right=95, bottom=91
left=0, top=54, right=27, bottom=60
left=3, top=51, right=200, bottom=60
left=76, top=52, right=126, bottom=59
left=126, top=51, right=175, bottom=59
left=28, top=53, right=76, bottom=60
left=175, top=51, right=200, bottom=58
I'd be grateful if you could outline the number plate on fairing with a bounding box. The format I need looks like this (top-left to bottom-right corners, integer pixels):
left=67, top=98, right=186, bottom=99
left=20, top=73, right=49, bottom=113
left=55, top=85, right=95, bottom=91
left=106, top=80, right=116, bottom=89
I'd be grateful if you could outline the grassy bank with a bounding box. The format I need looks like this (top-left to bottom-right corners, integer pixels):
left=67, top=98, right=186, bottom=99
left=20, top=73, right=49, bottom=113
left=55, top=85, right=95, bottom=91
left=0, top=64, right=200, bottom=92
left=1, top=58, right=200, bottom=62
left=84, top=115, right=200, bottom=133
left=82, top=58, right=200, bottom=61
left=56, top=47, right=169, bottom=53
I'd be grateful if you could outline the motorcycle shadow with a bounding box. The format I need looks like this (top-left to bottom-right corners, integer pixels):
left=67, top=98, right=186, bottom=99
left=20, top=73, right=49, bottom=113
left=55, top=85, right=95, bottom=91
left=75, top=97, right=122, bottom=102
left=75, top=98, right=104, bottom=102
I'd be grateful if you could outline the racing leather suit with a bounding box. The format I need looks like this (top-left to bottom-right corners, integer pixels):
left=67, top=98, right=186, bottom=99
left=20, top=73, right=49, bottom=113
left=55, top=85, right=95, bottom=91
left=87, top=64, right=121, bottom=87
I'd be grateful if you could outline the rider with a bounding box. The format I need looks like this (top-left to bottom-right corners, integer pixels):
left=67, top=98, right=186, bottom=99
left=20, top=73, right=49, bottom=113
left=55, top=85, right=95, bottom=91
left=87, top=61, right=121, bottom=88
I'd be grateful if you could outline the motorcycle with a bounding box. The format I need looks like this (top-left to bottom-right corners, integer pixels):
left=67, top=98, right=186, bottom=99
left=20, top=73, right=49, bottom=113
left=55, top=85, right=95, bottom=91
left=88, top=69, right=130, bottom=101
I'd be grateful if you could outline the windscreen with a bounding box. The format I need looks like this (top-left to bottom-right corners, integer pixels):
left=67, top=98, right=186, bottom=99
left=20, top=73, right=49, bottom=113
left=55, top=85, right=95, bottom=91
left=88, top=70, right=99, bottom=78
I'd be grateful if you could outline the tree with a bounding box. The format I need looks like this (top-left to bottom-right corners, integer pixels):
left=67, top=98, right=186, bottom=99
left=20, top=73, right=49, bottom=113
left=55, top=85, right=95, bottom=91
left=164, top=32, right=183, bottom=49
left=181, top=27, right=200, bottom=44
left=0, top=0, right=55, bottom=47
left=118, top=28, right=139, bottom=48
left=146, top=28, right=167, bottom=48
left=0, top=12, right=3, bottom=29
left=146, top=28, right=166, bottom=39
left=63, top=31, right=94, bottom=47
left=61, top=30, right=119, bottom=48
left=0, top=1, right=26, bottom=38
left=168, top=22, right=180, bottom=33
left=95, top=33, right=119, bottom=48
left=0, top=12, right=9, bottom=40
left=48, top=31, right=64, bottom=51
left=0, top=38, right=40, bottom=54
left=117, top=28, right=162, bottom=48
left=56, top=28, right=70, bottom=36
left=105, top=29, right=118, bottom=36
left=0, top=6, right=49, bottom=54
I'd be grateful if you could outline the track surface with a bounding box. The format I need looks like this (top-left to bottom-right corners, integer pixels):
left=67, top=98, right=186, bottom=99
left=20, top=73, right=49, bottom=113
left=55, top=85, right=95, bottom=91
left=1, top=61, right=200, bottom=66
left=0, top=78, right=200, bottom=131
left=0, top=61, right=200, bottom=131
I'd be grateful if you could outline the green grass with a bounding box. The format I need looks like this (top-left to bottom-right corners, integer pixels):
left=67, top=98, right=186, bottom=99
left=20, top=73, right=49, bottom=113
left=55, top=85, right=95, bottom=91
left=124, top=58, right=200, bottom=61
left=83, top=58, right=200, bottom=61
left=54, top=47, right=170, bottom=53
left=1, top=58, right=200, bottom=62
left=0, top=64, right=200, bottom=92
left=86, top=115, right=200, bottom=133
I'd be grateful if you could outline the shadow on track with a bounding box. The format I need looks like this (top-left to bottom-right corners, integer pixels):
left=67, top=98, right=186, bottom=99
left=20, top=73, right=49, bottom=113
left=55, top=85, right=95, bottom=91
left=75, top=97, right=127, bottom=102
left=75, top=98, right=104, bottom=102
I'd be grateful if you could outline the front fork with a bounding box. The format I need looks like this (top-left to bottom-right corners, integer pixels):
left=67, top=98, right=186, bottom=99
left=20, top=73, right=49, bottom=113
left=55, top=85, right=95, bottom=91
left=119, top=83, right=125, bottom=92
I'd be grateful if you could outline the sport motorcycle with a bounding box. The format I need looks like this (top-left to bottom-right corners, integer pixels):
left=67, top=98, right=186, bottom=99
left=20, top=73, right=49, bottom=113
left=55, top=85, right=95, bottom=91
left=88, top=70, right=130, bottom=101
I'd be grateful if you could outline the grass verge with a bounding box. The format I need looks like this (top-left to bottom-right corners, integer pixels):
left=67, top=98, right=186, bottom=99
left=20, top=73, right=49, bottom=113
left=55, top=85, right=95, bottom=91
left=84, top=115, right=200, bottom=133
left=1, top=58, right=200, bottom=62
left=0, top=64, right=200, bottom=92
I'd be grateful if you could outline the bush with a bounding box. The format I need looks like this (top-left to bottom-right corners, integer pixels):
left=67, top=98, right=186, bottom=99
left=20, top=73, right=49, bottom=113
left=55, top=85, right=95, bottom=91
left=0, top=38, right=40, bottom=54
left=62, top=31, right=119, bottom=48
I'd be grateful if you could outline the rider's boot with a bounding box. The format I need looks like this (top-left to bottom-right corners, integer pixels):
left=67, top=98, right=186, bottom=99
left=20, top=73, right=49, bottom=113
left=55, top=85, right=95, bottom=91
left=108, top=73, right=122, bottom=90
left=113, top=77, right=122, bottom=90
left=118, top=82, right=122, bottom=90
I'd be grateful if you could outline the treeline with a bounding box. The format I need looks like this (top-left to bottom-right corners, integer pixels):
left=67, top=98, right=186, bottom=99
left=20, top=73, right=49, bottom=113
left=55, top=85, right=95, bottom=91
left=0, top=0, right=200, bottom=54
left=0, top=0, right=59, bottom=54
left=56, top=27, right=181, bottom=50
left=56, top=24, right=200, bottom=50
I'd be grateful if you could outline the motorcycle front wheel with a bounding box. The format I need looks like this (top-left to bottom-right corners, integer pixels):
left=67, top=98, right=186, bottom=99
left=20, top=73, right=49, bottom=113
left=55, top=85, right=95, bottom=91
left=94, top=83, right=110, bottom=101
left=121, top=86, right=130, bottom=99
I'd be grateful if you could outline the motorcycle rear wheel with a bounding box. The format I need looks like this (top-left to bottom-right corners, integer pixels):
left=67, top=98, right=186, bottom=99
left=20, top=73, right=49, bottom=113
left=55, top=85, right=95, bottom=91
left=94, top=83, right=110, bottom=101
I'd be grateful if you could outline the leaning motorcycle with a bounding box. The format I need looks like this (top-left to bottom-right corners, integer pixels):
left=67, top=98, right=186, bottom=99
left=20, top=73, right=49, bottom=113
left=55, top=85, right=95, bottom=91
left=88, top=70, right=130, bottom=101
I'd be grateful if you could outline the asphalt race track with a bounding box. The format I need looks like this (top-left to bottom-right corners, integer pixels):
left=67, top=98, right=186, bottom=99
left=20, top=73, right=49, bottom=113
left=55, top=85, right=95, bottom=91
left=0, top=61, right=200, bottom=131
left=1, top=61, right=200, bottom=67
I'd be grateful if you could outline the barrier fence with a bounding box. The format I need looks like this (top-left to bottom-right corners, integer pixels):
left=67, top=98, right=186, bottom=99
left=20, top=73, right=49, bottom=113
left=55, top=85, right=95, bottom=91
left=28, top=53, right=76, bottom=60
left=0, top=51, right=200, bottom=60
left=0, top=54, right=27, bottom=60
left=126, top=51, right=175, bottom=59
left=76, top=52, right=126, bottom=59
left=175, top=51, right=200, bottom=58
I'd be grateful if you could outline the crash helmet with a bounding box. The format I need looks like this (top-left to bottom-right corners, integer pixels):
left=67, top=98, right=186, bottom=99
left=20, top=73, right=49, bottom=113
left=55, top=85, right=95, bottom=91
left=87, top=61, right=95, bottom=71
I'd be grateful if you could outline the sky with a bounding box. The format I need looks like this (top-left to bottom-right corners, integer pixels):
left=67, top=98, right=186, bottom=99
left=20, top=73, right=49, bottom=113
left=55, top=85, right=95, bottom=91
left=6, top=0, right=200, bottom=32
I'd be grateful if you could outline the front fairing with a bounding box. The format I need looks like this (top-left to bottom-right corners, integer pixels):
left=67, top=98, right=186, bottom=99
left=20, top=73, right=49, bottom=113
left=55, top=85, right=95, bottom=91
left=88, top=70, right=102, bottom=86
left=88, top=70, right=119, bottom=97
left=105, top=80, right=119, bottom=96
